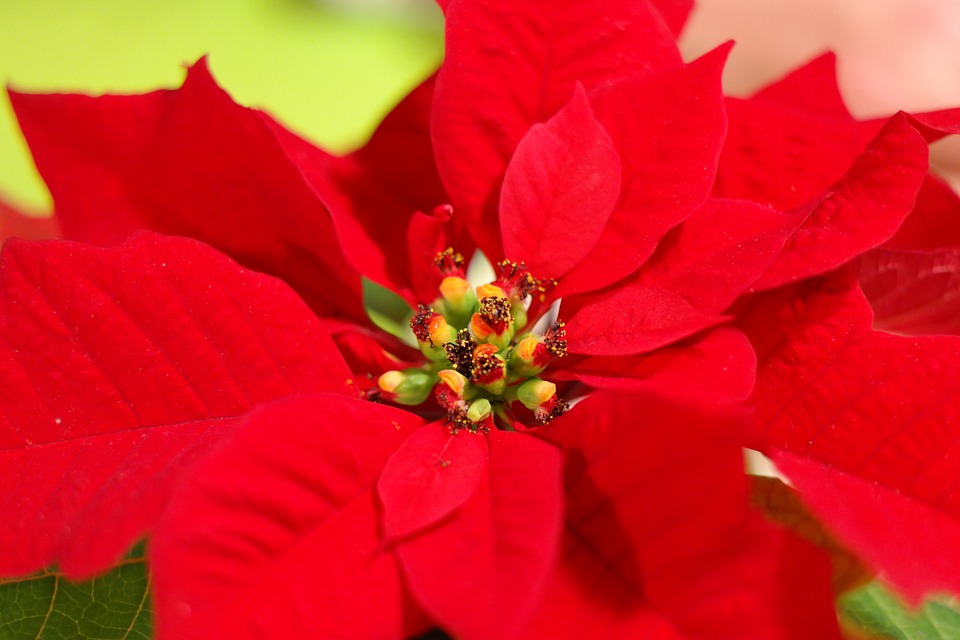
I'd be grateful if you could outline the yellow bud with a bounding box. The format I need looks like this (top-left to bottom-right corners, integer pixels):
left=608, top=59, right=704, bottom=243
left=476, top=283, right=506, bottom=300
left=437, top=369, right=468, bottom=396
left=378, top=370, right=405, bottom=393
left=440, top=276, right=471, bottom=303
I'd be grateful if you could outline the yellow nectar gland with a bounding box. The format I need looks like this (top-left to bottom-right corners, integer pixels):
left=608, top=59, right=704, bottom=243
left=372, top=246, right=569, bottom=431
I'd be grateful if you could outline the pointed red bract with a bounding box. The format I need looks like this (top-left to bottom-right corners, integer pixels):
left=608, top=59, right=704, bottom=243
left=634, top=199, right=793, bottom=314
left=265, top=74, right=464, bottom=304
left=395, top=429, right=563, bottom=640
left=554, top=327, right=756, bottom=402
left=522, top=392, right=841, bottom=639
left=716, top=98, right=880, bottom=211
left=152, top=395, right=428, bottom=640
left=378, top=422, right=489, bottom=540
left=433, top=0, right=681, bottom=259
left=751, top=53, right=850, bottom=118
left=884, top=174, right=960, bottom=251
left=649, top=0, right=694, bottom=36
left=500, top=86, right=620, bottom=279
left=752, top=114, right=928, bottom=290
left=563, top=285, right=724, bottom=356
left=554, top=47, right=730, bottom=297
left=860, top=247, right=960, bottom=336
left=10, top=59, right=366, bottom=323
left=739, top=268, right=960, bottom=600
left=0, top=232, right=353, bottom=578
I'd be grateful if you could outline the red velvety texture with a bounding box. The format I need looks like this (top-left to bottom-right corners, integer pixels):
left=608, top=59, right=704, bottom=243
left=860, top=247, right=960, bottom=336
left=751, top=114, right=928, bottom=290
left=0, top=232, right=354, bottom=578
left=553, top=327, right=756, bottom=403
left=499, top=85, right=621, bottom=279
left=562, top=284, right=724, bottom=356
left=262, top=74, right=467, bottom=305
left=433, top=0, right=681, bottom=261
left=739, top=268, right=960, bottom=600
left=633, top=198, right=793, bottom=314
left=378, top=421, right=489, bottom=540
left=9, top=59, right=366, bottom=324
left=553, top=46, right=730, bottom=298
left=394, top=429, right=563, bottom=640
left=152, top=395, right=428, bottom=640
left=519, top=392, right=840, bottom=639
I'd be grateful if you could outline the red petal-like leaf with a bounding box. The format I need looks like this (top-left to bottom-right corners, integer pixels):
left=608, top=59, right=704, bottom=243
left=0, top=196, right=58, bottom=242
left=717, top=98, right=880, bottom=211
left=554, top=327, right=756, bottom=402
left=267, top=74, right=464, bottom=304
left=500, top=86, right=621, bottom=278
left=635, top=198, right=794, bottom=314
left=739, top=268, right=960, bottom=600
left=751, top=52, right=850, bottom=118
left=563, top=284, right=724, bottom=356
left=753, top=114, right=928, bottom=290
left=10, top=59, right=366, bottom=323
left=152, top=394, right=428, bottom=640
left=378, top=421, right=489, bottom=540
left=522, top=392, right=840, bottom=638
left=0, top=232, right=353, bottom=577
left=885, top=174, right=960, bottom=251
left=396, top=430, right=563, bottom=640
left=650, top=0, right=694, bottom=36
left=434, top=0, right=681, bottom=259
left=555, top=47, right=730, bottom=297
left=860, top=247, right=960, bottom=335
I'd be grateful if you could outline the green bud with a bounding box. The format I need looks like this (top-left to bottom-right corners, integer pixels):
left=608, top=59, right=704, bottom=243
left=467, top=398, right=493, bottom=423
left=378, top=368, right=435, bottom=405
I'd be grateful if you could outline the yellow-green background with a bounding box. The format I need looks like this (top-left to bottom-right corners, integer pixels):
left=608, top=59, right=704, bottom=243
left=0, top=0, right=444, bottom=212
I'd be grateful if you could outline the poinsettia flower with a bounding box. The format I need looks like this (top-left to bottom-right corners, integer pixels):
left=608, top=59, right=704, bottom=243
left=3, top=0, right=954, bottom=637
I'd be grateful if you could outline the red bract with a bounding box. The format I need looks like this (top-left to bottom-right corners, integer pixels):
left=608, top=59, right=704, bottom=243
left=3, top=0, right=959, bottom=637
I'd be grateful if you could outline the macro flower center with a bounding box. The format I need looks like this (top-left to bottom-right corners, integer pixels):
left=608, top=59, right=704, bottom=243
left=374, top=249, right=568, bottom=432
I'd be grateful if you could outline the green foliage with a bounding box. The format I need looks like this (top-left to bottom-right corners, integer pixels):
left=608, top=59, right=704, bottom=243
left=841, top=581, right=960, bottom=640
left=364, top=277, right=416, bottom=346
left=0, top=545, right=152, bottom=640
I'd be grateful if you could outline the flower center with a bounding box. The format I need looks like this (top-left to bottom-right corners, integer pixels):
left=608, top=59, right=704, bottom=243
left=373, top=249, right=568, bottom=433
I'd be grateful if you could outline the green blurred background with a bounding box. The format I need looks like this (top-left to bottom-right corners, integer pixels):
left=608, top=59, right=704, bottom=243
left=0, top=0, right=443, bottom=212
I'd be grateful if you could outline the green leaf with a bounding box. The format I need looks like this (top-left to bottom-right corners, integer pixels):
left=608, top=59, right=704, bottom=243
left=363, top=277, right=416, bottom=346
left=0, top=544, right=152, bottom=639
left=841, top=581, right=960, bottom=640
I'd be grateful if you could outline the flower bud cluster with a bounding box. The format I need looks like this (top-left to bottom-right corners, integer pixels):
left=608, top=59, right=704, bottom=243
left=375, top=250, right=568, bottom=432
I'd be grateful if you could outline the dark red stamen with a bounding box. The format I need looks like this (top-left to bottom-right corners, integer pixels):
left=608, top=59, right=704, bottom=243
left=544, top=320, right=568, bottom=358
left=534, top=395, right=569, bottom=425
left=434, top=247, right=466, bottom=277
left=471, top=344, right=505, bottom=385
left=410, top=305, right=440, bottom=345
left=444, top=329, right=477, bottom=378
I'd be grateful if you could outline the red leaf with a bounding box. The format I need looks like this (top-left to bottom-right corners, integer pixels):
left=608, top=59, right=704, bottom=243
left=433, top=0, right=681, bottom=260
left=739, top=268, right=960, bottom=600
left=717, top=98, right=880, bottom=211
left=860, top=247, right=960, bottom=335
left=563, top=284, right=724, bottom=356
left=753, top=114, right=928, bottom=290
left=885, top=174, right=960, bottom=251
left=553, top=327, right=756, bottom=402
left=649, top=0, right=694, bottom=36
left=0, top=232, right=353, bottom=577
left=0, top=196, right=58, bottom=242
left=634, top=198, right=794, bottom=314
left=750, top=53, right=850, bottom=118
left=267, top=74, right=465, bottom=304
left=152, top=394, right=428, bottom=640
left=500, top=86, right=621, bottom=278
left=10, top=59, right=366, bottom=324
left=555, top=47, right=730, bottom=297
left=522, top=392, right=840, bottom=638
left=378, top=422, right=489, bottom=540
left=395, top=429, right=563, bottom=640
